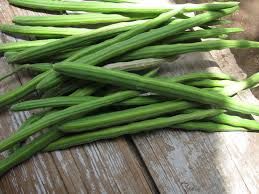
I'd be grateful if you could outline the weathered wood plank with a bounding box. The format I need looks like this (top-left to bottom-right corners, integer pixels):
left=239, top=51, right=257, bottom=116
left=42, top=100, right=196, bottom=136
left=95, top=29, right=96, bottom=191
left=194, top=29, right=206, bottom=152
left=0, top=0, right=258, bottom=193
left=0, top=0, right=155, bottom=193
left=131, top=53, right=257, bottom=194
left=128, top=0, right=259, bottom=193
left=210, top=49, right=259, bottom=194
left=0, top=1, right=70, bottom=193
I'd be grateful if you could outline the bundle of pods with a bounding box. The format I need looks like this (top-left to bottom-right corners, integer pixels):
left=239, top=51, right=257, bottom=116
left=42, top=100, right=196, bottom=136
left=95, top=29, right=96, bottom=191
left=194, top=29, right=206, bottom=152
left=0, top=0, right=259, bottom=176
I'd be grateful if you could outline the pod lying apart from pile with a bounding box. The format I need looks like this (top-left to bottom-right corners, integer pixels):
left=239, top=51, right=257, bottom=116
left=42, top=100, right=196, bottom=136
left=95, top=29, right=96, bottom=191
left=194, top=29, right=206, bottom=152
left=0, top=0, right=259, bottom=176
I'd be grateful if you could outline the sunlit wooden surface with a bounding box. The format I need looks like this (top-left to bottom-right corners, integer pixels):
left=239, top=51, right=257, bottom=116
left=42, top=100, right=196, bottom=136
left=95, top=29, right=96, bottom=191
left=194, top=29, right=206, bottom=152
left=0, top=0, right=258, bottom=193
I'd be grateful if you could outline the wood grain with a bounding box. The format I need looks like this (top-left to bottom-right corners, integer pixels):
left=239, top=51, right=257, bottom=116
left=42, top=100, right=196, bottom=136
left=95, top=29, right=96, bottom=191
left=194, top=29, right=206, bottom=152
left=130, top=0, right=258, bottom=193
left=0, top=0, right=258, bottom=193
left=0, top=1, right=70, bottom=193
left=0, top=0, right=155, bottom=193
left=131, top=53, right=259, bottom=193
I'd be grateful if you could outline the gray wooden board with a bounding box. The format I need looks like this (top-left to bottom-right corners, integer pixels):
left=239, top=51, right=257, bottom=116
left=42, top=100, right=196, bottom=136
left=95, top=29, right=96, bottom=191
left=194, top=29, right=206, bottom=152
left=129, top=1, right=259, bottom=193
left=0, top=0, right=258, bottom=193
left=132, top=52, right=259, bottom=194
left=0, top=0, right=155, bottom=193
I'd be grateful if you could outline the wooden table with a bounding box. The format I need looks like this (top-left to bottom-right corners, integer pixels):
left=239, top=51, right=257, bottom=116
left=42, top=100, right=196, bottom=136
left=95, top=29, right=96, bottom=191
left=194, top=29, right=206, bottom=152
left=0, top=0, right=258, bottom=193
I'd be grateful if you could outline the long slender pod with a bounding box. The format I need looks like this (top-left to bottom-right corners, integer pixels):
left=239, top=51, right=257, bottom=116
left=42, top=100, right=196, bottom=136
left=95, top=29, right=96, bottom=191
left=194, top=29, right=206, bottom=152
left=0, top=130, right=62, bottom=176
left=36, top=58, right=165, bottom=91
left=8, top=0, right=239, bottom=14
left=11, top=27, right=242, bottom=61
left=10, top=113, right=45, bottom=153
left=74, top=8, right=239, bottom=65
left=59, top=101, right=195, bottom=133
left=14, top=71, right=233, bottom=111
left=168, top=27, right=243, bottom=43
left=0, top=71, right=49, bottom=108
left=120, top=40, right=259, bottom=61
left=0, top=39, right=58, bottom=53
left=14, top=73, right=255, bottom=111
left=54, top=63, right=259, bottom=116
left=13, top=13, right=144, bottom=27
left=0, top=91, right=138, bottom=152
left=11, top=96, right=99, bottom=111
left=187, top=79, right=236, bottom=88
left=161, top=72, right=234, bottom=82
left=0, top=63, right=52, bottom=82
left=11, top=95, right=165, bottom=110
left=37, top=8, right=238, bottom=90
left=220, top=72, right=259, bottom=96
left=36, top=9, right=182, bottom=90
left=175, top=122, right=247, bottom=132
left=0, top=24, right=91, bottom=38
left=7, top=20, right=146, bottom=64
left=44, top=109, right=223, bottom=151
left=63, top=66, right=160, bottom=99
left=184, top=108, right=259, bottom=131
left=211, top=114, right=259, bottom=131
left=31, top=70, right=259, bottom=113
left=9, top=7, right=238, bottom=64
left=66, top=9, right=182, bottom=62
